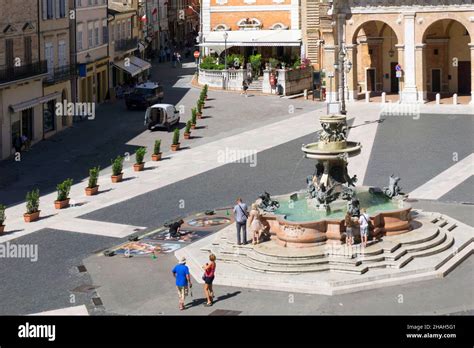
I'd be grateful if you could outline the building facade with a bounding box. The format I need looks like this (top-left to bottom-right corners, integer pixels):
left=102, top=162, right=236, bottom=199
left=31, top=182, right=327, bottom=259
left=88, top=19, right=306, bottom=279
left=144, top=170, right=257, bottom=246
left=71, top=0, right=109, bottom=104
left=322, top=0, right=474, bottom=104
left=40, top=0, right=74, bottom=139
left=0, top=0, right=48, bottom=159
left=200, top=0, right=302, bottom=65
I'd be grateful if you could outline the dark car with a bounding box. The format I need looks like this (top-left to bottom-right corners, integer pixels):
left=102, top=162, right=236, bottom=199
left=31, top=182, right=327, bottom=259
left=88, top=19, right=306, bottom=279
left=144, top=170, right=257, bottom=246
left=125, top=82, right=164, bottom=110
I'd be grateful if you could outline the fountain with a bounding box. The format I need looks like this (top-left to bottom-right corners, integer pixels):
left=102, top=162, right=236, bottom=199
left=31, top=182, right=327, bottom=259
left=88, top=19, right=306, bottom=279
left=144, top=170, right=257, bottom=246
left=255, top=114, right=412, bottom=247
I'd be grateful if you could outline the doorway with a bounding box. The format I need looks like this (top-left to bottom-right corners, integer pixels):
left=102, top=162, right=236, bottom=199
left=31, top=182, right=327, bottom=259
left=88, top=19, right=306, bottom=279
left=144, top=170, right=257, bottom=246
left=458, top=61, right=471, bottom=95
left=366, top=68, right=376, bottom=92
left=431, top=69, right=441, bottom=93
left=21, top=108, right=34, bottom=140
left=390, top=62, right=399, bottom=93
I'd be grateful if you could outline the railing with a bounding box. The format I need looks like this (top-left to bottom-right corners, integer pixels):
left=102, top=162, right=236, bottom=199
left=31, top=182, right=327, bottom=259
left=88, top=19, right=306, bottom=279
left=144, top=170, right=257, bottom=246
left=44, top=64, right=77, bottom=85
left=198, top=68, right=249, bottom=91
left=114, top=38, right=138, bottom=52
left=0, top=60, right=48, bottom=85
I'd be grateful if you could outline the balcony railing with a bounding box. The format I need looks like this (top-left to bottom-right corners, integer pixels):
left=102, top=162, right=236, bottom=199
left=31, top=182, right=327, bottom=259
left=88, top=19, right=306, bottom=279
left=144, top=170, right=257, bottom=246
left=44, top=64, right=77, bottom=85
left=0, top=60, right=48, bottom=85
left=114, top=38, right=138, bottom=52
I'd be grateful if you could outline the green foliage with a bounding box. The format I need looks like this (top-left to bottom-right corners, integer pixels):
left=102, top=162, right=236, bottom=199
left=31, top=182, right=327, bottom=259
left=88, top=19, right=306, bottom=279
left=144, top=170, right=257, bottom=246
left=111, top=156, right=124, bottom=176
left=191, top=108, right=197, bottom=124
left=88, top=166, right=100, bottom=188
left=135, top=147, right=147, bottom=164
left=249, top=54, right=262, bottom=72
left=185, top=120, right=192, bottom=134
left=26, top=189, right=40, bottom=214
left=57, top=178, right=73, bottom=201
left=226, top=54, right=244, bottom=69
left=153, top=139, right=161, bottom=155
left=200, top=56, right=225, bottom=70
left=268, top=58, right=280, bottom=69
left=0, top=204, right=5, bottom=224
left=197, top=100, right=203, bottom=113
left=172, top=128, right=180, bottom=145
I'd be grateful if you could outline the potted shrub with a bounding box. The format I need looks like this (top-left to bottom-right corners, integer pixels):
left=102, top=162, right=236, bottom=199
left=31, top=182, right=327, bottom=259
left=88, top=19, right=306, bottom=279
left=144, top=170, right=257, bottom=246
left=24, top=189, right=40, bottom=223
left=171, top=128, right=180, bottom=151
left=111, top=156, right=124, bottom=183
left=191, top=108, right=197, bottom=129
left=85, top=166, right=100, bottom=196
left=0, top=204, right=5, bottom=234
left=203, top=84, right=209, bottom=100
left=133, top=147, right=147, bottom=172
left=196, top=99, right=204, bottom=119
left=152, top=140, right=162, bottom=161
left=55, top=178, right=73, bottom=209
left=184, top=120, right=192, bottom=139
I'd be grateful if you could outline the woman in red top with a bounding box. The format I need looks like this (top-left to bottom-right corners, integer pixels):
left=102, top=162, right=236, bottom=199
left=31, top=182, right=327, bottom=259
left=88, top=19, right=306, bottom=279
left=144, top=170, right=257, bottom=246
left=202, top=254, right=217, bottom=307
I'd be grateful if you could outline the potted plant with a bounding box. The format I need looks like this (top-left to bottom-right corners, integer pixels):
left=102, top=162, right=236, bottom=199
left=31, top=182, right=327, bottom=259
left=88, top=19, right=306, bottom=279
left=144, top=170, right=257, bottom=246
left=111, top=156, right=124, bottom=183
left=24, top=189, right=40, bottom=223
left=171, top=128, right=180, bottom=151
left=85, top=166, right=100, bottom=196
left=55, top=178, right=73, bottom=209
left=133, top=147, right=147, bottom=172
left=0, top=204, right=5, bottom=234
left=196, top=99, right=204, bottom=119
left=203, top=84, right=209, bottom=100
left=191, top=108, right=197, bottom=129
left=184, top=120, right=192, bottom=139
left=152, top=140, right=162, bottom=161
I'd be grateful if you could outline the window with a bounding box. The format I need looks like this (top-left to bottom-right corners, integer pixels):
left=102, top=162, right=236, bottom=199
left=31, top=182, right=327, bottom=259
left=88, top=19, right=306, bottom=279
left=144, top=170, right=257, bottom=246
left=127, top=18, right=131, bottom=38
left=115, top=22, right=120, bottom=41
left=88, top=22, right=93, bottom=48
left=121, top=21, right=126, bottom=41
left=95, top=21, right=99, bottom=45
left=24, top=37, right=32, bottom=65
left=43, top=100, right=56, bottom=133
left=59, top=0, right=66, bottom=18
left=45, top=42, right=54, bottom=74
left=110, top=23, right=114, bottom=42
left=77, top=23, right=83, bottom=50
left=270, top=23, right=288, bottom=30
left=214, top=24, right=229, bottom=31
left=58, top=40, right=67, bottom=67
left=237, top=18, right=262, bottom=30
left=47, top=0, right=54, bottom=19
left=102, top=20, right=108, bottom=44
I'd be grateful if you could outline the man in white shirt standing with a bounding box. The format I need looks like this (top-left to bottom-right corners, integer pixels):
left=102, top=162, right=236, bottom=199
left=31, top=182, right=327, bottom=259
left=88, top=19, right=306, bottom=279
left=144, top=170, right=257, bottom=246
left=358, top=208, right=370, bottom=248
left=233, top=198, right=248, bottom=245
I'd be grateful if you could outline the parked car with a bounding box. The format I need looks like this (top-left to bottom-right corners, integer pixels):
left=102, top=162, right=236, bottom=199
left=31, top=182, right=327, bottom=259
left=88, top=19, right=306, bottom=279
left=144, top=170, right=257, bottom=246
left=144, top=104, right=180, bottom=131
left=125, top=82, right=164, bottom=110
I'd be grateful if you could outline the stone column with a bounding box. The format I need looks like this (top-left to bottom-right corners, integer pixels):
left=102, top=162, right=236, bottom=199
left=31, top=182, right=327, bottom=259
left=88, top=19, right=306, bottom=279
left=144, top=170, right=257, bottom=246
left=262, top=69, right=272, bottom=94
left=401, top=12, right=418, bottom=103
left=346, top=44, right=358, bottom=101
left=395, top=44, right=405, bottom=100
left=470, top=43, right=474, bottom=104
left=323, top=45, right=338, bottom=103
left=415, top=43, right=427, bottom=103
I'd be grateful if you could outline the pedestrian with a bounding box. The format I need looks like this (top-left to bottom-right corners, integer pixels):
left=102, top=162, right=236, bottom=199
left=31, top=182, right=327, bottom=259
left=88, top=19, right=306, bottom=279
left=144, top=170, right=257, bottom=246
left=166, top=47, right=171, bottom=61
left=202, top=254, right=216, bottom=307
left=172, top=257, right=192, bottom=311
left=241, top=79, right=249, bottom=97
left=20, top=134, right=30, bottom=151
left=172, top=52, right=177, bottom=68
left=13, top=134, right=22, bottom=154
left=358, top=208, right=370, bottom=247
left=159, top=47, right=165, bottom=63
left=248, top=203, right=265, bottom=245
left=344, top=212, right=354, bottom=247
left=176, top=52, right=182, bottom=67
left=233, top=198, right=248, bottom=245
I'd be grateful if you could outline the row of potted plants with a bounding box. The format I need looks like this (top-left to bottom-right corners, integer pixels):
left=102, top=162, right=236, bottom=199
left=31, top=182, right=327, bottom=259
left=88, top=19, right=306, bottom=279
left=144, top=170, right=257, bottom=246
left=0, top=86, right=213, bottom=230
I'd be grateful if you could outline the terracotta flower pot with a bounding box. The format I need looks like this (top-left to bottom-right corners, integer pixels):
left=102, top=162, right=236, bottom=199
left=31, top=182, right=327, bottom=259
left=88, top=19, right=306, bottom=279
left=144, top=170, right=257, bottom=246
left=85, top=186, right=99, bottom=196
left=184, top=132, right=191, bottom=139
left=111, top=173, right=123, bottom=183
left=191, top=124, right=196, bottom=130
left=171, top=143, right=180, bottom=151
left=197, top=112, right=202, bottom=119
left=54, top=199, right=70, bottom=210
left=24, top=211, right=40, bottom=223
left=151, top=153, right=162, bottom=161
left=0, top=225, right=4, bottom=234
left=134, top=163, right=145, bottom=172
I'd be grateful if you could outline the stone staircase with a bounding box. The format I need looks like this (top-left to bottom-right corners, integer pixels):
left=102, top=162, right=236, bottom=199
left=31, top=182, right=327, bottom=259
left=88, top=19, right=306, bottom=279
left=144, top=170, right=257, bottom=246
left=247, top=77, right=263, bottom=91
left=208, top=214, right=459, bottom=275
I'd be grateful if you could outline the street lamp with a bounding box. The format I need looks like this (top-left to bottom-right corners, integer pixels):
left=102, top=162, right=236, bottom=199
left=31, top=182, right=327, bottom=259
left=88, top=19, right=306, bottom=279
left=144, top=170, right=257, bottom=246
left=335, top=47, right=352, bottom=115
left=223, top=31, right=228, bottom=69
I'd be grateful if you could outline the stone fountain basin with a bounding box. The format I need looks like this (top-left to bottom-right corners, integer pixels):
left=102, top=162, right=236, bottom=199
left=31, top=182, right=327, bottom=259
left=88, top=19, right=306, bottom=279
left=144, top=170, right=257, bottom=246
left=259, top=189, right=412, bottom=248
left=302, top=141, right=362, bottom=159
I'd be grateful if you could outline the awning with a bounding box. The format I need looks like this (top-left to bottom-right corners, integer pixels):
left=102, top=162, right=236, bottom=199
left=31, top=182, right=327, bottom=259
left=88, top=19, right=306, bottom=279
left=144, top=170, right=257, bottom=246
left=38, top=91, right=62, bottom=104
left=113, top=56, right=151, bottom=77
left=113, top=59, right=143, bottom=77
left=9, top=91, right=62, bottom=113
left=200, top=30, right=302, bottom=52
left=130, top=56, right=151, bottom=72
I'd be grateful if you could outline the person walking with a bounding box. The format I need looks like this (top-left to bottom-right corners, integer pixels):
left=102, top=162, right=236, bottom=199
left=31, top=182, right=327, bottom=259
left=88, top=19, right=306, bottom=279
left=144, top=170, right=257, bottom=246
left=202, top=254, right=217, bottom=307
left=166, top=47, right=171, bottom=62
left=172, top=52, right=177, bottom=68
left=358, top=208, right=370, bottom=247
left=344, top=212, right=355, bottom=247
left=176, top=52, right=182, bottom=67
left=233, top=198, right=248, bottom=245
left=241, top=79, right=249, bottom=97
left=172, top=257, right=192, bottom=311
left=248, top=203, right=265, bottom=245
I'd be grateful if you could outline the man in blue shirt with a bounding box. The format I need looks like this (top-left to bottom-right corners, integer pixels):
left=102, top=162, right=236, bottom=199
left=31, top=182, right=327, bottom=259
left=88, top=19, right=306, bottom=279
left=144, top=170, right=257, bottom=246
left=233, top=198, right=248, bottom=245
left=172, top=257, right=192, bottom=310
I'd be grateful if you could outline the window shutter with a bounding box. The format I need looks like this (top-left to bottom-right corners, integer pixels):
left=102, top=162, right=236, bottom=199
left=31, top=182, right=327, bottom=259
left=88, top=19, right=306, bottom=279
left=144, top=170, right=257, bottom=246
left=42, top=0, right=48, bottom=20
left=55, top=0, right=60, bottom=19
